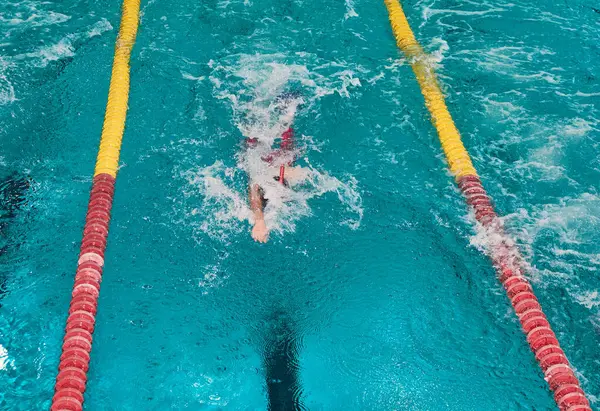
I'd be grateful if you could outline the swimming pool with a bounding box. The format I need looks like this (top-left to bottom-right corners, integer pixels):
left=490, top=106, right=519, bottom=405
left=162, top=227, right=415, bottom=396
left=1, top=0, right=599, bottom=409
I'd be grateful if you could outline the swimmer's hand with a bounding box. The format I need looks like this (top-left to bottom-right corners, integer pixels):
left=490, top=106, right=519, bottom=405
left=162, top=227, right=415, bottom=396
left=252, top=219, right=269, bottom=243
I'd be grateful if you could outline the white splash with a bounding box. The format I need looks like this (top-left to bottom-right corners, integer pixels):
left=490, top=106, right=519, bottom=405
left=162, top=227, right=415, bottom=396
left=183, top=158, right=362, bottom=241
left=495, top=193, right=600, bottom=310
left=182, top=54, right=363, bottom=241
left=469, top=215, right=528, bottom=279
left=183, top=161, right=249, bottom=242
left=182, top=72, right=206, bottom=81
left=344, top=0, right=359, bottom=19
left=0, top=344, right=13, bottom=371
left=0, top=58, right=16, bottom=105
left=574, top=290, right=600, bottom=310
left=14, top=19, right=113, bottom=68
left=428, top=37, right=449, bottom=66
left=0, top=6, right=70, bottom=28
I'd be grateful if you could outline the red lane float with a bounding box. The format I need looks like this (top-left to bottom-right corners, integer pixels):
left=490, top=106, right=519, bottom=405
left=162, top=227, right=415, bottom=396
left=52, top=174, right=115, bottom=411
left=458, top=175, right=592, bottom=411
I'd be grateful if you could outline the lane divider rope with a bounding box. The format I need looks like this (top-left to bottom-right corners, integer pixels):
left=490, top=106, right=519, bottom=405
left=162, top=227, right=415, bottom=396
left=383, top=1, right=591, bottom=410
left=51, top=0, right=141, bottom=409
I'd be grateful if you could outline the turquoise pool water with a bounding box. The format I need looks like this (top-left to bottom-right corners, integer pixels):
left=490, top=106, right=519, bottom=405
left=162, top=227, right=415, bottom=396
left=1, top=0, right=599, bottom=409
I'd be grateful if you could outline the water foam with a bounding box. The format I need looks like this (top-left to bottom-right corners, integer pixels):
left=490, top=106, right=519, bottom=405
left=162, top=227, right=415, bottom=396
left=0, top=58, right=16, bottom=106
left=469, top=214, right=529, bottom=280
left=181, top=53, right=363, bottom=241
left=0, top=1, right=70, bottom=31
left=0, top=344, right=12, bottom=371
left=344, top=0, right=359, bottom=19
left=574, top=290, right=600, bottom=310
left=15, top=19, right=113, bottom=68
left=487, top=193, right=600, bottom=318
left=182, top=161, right=249, bottom=242
left=183, top=158, right=363, bottom=241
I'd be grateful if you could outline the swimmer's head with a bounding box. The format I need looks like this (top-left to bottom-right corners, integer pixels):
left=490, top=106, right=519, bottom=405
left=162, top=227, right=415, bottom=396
left=273, top=175, right=289, bottom=187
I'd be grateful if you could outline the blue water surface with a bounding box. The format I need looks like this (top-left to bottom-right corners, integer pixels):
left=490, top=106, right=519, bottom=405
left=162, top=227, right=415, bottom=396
left=0, top=0, right=599, bottom=409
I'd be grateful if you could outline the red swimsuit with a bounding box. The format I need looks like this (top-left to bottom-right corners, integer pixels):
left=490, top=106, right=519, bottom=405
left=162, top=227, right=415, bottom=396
left=247, top=128, right=295, bottom=185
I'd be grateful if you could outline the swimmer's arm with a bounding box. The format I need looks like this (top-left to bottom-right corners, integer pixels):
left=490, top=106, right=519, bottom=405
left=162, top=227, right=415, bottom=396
left=249, top=184, right=269, bottom=243
left=249, top=184, right=265, bottom=219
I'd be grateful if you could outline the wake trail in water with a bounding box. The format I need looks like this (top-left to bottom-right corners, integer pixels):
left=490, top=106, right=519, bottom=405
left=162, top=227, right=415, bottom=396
left=262, top=311, right=305, bottom=411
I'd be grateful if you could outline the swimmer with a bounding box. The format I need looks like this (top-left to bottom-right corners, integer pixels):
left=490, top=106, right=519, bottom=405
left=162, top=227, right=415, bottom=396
left=247, top=92, right=307, bottom=243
